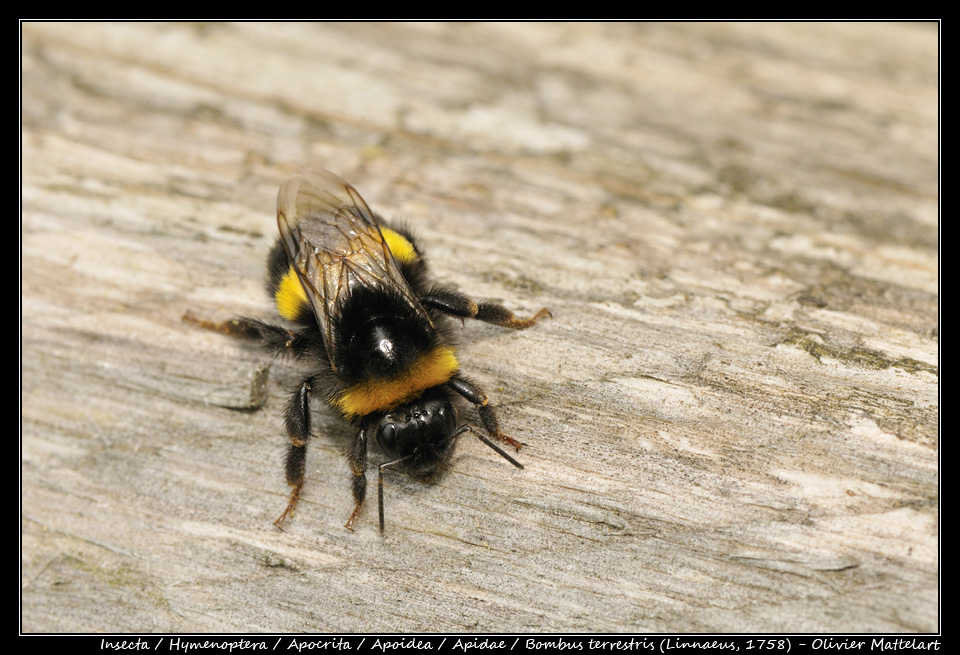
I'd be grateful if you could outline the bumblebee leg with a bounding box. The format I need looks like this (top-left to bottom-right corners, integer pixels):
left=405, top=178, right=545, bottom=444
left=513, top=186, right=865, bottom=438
left=475, top=304, right=551, bottom=329
left=447, top=374, right=523, bottom=451
left=420, top=289, right=550, bottom=329
left=344, top=425, right=369, bottom=531
left=274, top=379, right=312, bottom=530
left=183, top=311, right=267, bottom=338
left=184, top=312, right=322, bottom=360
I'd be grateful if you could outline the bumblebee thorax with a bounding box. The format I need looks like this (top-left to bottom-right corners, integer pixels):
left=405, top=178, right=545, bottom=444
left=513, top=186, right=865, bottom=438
left=334, top=342, right=460, bottom=419
left=344, top=316, right=426, bottom=380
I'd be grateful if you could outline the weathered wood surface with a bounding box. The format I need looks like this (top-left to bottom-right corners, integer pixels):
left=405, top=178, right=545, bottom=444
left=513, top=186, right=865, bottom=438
left=21, top=22, right=938, bottom=633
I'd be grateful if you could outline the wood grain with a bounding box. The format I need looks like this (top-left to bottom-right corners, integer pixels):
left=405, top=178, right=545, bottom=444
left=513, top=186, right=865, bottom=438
left=21, top=22, right=938, bottom=633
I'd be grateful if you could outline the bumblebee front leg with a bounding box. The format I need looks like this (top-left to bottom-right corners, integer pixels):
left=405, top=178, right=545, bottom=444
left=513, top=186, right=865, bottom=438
left=344, top=425, right=369, bottom=531
left=274, top=379, right=312, bottom=530
left=421, top=289, right=550, bottom=329
left=447, top=374, right=523, bottom=451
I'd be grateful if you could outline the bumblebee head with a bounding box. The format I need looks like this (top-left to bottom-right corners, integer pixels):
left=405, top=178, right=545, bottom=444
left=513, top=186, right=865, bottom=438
left=374, top=390, right=459, bottom=480
left=372, top=387, right=524, bottom=533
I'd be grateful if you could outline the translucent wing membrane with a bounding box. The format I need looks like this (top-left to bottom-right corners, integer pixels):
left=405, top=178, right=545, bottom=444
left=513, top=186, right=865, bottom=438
left=276, top=170, right=433, bottom=371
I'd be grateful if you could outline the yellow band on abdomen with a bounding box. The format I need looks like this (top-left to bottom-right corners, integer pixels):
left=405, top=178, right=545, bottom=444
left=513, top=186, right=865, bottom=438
left=381, top=228, right=417, bottom=264
left=276, top=266, right=310, bottom=321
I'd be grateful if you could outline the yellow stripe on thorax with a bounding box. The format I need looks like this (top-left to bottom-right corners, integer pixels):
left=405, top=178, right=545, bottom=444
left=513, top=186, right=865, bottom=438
left=275, top=266, right=310, bottom=321
left=336, top=346, right=458, bottom=418
left=381, top=228, right=417, bottom=264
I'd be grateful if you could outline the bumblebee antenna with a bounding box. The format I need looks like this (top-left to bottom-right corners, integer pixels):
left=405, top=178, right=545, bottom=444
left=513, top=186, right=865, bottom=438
left=377, top=427, right=523, bottom=534
left=378, top=456, right=409, bottom=534
left=454, top=425, right=525, bottom=470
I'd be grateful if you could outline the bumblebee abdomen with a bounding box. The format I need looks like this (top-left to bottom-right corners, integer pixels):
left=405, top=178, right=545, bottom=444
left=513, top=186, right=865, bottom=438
left=275, top=266, right=311, bottom=322
left=380, top=227, right=418, bottom=265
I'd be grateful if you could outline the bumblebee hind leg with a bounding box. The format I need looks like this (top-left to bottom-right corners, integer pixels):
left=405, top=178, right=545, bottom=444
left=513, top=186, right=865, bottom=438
left=474, top=303, right=551, bottom=329
left=183, top=312, right=321, bottom=360
left=182, top=312, right=268, bottom=338
left=420, top=289, right=550, bottom=329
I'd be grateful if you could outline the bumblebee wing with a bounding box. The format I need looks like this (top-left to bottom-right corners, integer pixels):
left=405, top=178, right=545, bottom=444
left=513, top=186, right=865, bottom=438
left=276, top=170, right=431, bottom=370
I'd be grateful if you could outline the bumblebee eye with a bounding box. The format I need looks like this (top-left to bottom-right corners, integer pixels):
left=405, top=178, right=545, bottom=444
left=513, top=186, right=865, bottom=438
left=438, top=404, right=458, bottom=434
left=377, top=422, right=398, bottom=458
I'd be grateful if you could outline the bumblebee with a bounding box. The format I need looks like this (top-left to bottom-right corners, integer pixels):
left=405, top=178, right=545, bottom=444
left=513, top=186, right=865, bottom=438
left=213, top=170, right=549, bottom=533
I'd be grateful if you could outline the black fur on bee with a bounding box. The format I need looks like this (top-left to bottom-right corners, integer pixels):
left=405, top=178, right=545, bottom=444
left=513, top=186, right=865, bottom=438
left=193, top=170, right=549, bottom=533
